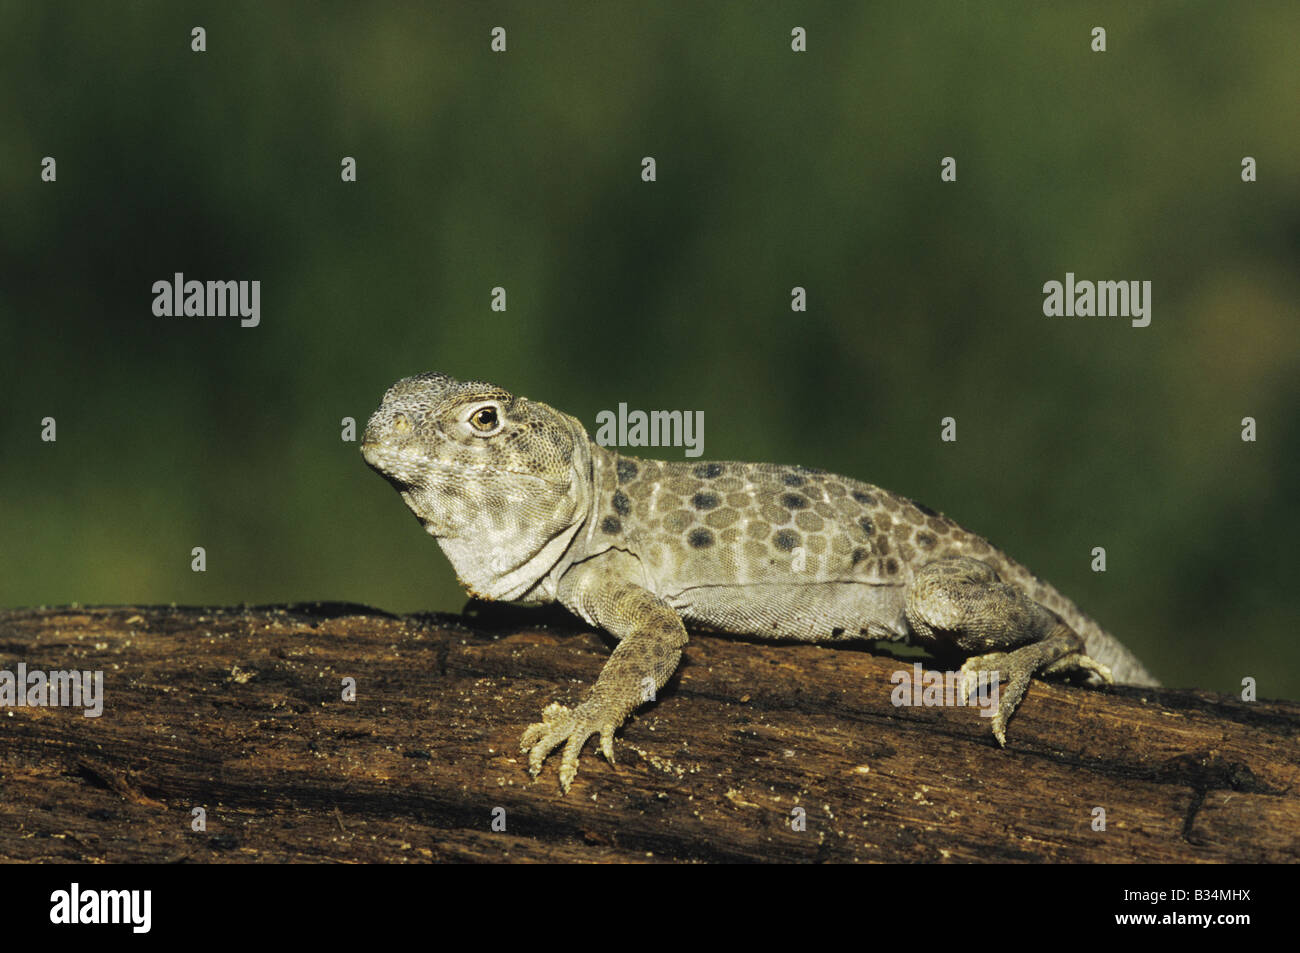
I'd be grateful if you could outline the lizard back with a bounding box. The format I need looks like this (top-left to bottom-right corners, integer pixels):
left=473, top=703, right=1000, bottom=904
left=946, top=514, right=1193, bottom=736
left=576, top=447, right=1158, bottom=687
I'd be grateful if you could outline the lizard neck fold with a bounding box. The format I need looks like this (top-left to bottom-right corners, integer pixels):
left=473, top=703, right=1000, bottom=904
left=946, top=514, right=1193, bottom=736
left=435, top=408, right=596, bottom=605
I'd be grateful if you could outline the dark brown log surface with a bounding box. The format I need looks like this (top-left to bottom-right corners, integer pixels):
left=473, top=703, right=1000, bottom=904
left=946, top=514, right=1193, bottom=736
left=0, top=604, right=1296, bottom=863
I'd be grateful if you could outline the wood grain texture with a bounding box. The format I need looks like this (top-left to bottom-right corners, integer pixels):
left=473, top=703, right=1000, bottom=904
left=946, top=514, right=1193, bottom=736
left=0, top=604, right=1296, bottom=863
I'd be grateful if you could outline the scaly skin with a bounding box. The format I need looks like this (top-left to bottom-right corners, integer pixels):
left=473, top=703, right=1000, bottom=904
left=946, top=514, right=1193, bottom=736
left=362, top=373, right=1158, bottom=792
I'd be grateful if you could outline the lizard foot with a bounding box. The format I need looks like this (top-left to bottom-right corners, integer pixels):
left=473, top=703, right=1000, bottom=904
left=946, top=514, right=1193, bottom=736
left=1042, top=653, right=1113, bottom=684
left=958, top=651, right=1026, bottom=747
left=958, top=625, right=1109, bottom=746
left=519, top=700, right=618, bottom=793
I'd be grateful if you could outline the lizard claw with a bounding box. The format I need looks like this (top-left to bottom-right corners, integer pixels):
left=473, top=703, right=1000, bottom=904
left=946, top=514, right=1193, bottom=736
left=958, top=653, right=1025, bottom=747
left=958, top=652, right=1007, bottom=704
left=520, top=701, right=617, bottom=793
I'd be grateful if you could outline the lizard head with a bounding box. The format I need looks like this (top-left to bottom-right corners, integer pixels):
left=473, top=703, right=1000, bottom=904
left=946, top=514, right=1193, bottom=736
left=362, top=372, right=593, bottom=601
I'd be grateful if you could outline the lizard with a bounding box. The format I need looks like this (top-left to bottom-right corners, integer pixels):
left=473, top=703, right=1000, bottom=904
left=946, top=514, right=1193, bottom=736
left=361, top=372, right=1159, bottom=792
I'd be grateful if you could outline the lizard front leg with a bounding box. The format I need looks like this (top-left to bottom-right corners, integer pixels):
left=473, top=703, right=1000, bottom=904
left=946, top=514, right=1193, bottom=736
left=520, top=568, right=688, bottom=792
left=904, top=556, right=1112, bottom=744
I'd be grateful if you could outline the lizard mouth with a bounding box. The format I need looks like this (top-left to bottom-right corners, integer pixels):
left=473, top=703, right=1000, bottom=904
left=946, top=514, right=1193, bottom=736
left=363, top=443, right=558, bottom=489
left=363, top=461, right=413, bottom=493
left=379, top=470, right=413, bottom=491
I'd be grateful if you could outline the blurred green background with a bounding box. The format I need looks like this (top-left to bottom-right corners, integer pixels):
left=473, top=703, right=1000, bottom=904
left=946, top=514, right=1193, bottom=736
left=2, top=2, right=1297, bottom=699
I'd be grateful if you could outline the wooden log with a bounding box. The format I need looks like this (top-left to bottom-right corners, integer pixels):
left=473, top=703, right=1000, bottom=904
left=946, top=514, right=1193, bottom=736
left=0, top=604, right=1296, bottom=863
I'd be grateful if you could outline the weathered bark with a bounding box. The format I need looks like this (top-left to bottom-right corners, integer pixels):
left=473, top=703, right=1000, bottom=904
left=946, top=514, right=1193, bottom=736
left=0, top=604, right=1295, bottom=863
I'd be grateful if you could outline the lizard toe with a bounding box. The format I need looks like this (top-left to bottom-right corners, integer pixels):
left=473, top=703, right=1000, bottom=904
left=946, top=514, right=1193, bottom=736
left=958, top=652, right=1007, bottom=701
left=520, top=702, right=615, bottom=791
left=558, top=728, right=599, bottom=792
left=519, top=721, right=548, bottom=753
left=521, top=702, right=577, bottom=776
left=1042, top=653, right=1114, bottom=685
left=990, top=666, right=1033, bottom=745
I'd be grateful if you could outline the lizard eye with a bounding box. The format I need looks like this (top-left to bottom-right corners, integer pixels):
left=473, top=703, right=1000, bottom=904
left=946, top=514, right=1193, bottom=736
left=468, top=405, right=501, bottom=435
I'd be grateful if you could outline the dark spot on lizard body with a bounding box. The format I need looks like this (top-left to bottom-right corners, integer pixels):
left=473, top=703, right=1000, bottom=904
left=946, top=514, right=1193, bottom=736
left=687, top=528, right=715, bottom=549
left=773, top=529, right=800, bottom=552
left=692, top=491, right=720, bottom=511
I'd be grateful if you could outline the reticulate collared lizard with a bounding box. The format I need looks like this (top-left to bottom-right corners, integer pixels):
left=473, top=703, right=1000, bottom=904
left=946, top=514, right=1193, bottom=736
left=362, top=373, right=1158, bottom=792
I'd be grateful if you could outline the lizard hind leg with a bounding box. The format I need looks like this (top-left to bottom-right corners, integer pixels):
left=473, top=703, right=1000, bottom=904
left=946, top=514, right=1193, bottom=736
left=903, top=556, right=1112, bottom=745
